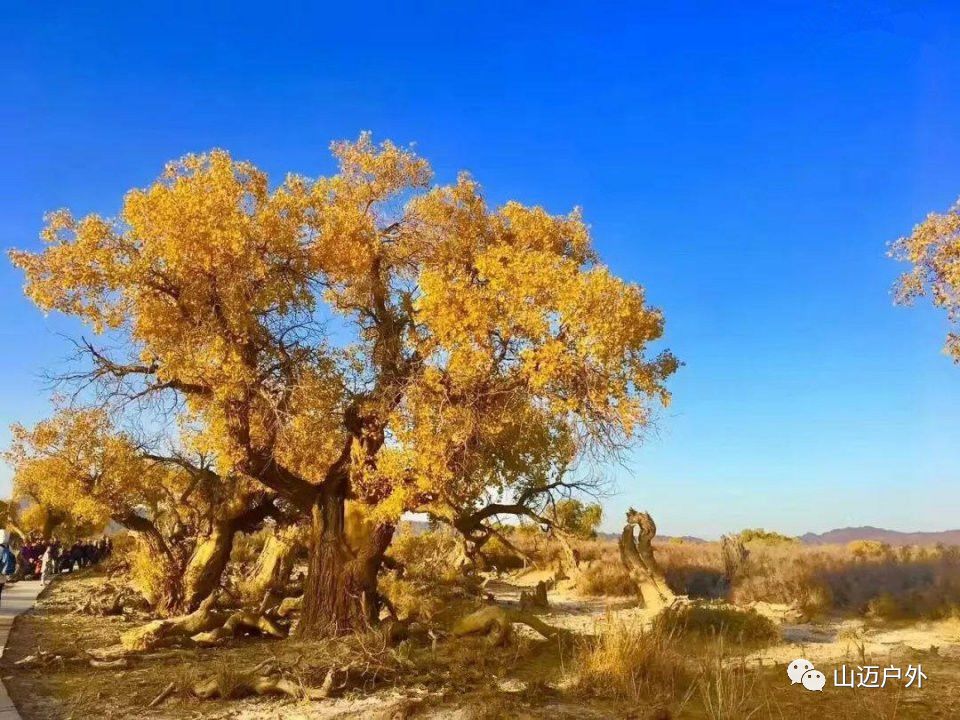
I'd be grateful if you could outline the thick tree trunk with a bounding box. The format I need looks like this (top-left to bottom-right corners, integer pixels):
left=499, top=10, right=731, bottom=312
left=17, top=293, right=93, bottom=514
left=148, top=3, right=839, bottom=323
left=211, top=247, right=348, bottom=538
left=242, top=525, right=301, bottom=601
left=297, top=488, right=394, bottom=637
left=181, top=524, right=234, bottom=613
left=298, top=489, right=363, bottom=636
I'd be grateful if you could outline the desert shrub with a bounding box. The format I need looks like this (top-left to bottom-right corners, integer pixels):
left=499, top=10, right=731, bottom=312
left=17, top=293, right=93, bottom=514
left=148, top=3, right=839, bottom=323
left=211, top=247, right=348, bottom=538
left=128, top=540, right=180, bottom=611
left=848, top=540, right=893, bottom=560
left=866, top=593, right=904, bottom=621
left=653, top=604, right=779, bottom=646
left=738, top=528, right=798, bottom=545
left=379, top=573, right=450, bottom=621
left=580, top=561, right=636, bottom=596
left=574, top=617, right=690, bottom=703
left=389, top=525, right=460, bottom=582
left=480, top=533, right=526, bottom=572
left=800, top=583, right=834, bottom=616
left=657, top=541, right=727, bottom=599
left=728, top=541, right=960, bottom=620
left=507, top=525, right=567, bottom=568
left=819, top=556, right=960, bottom=619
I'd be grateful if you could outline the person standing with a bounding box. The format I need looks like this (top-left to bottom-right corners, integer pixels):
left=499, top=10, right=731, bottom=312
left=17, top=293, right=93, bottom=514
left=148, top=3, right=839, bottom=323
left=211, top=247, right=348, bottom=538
left=0, top=543, right=16, bottom=606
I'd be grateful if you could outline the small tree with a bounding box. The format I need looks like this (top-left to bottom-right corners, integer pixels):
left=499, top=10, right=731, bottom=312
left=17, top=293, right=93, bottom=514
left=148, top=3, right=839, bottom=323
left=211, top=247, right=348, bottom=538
left=5, top=407, right=278, bottom=613
left=548, top=498, right=603, bottom=539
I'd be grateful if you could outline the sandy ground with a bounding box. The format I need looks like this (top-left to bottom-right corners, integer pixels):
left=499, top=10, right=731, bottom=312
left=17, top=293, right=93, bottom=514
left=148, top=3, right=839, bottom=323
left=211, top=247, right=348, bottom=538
left=2, top=568, right=959, bottom=719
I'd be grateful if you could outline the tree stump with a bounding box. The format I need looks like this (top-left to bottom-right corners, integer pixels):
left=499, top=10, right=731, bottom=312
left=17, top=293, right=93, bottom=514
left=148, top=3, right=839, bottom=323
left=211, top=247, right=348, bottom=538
left=618, top=508, right=675, bottom=611
left=720, top=534, right=749, bottom=583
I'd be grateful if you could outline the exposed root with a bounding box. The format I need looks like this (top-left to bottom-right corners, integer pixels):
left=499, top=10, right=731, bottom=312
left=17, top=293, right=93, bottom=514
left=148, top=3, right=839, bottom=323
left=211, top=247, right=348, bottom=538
left=191, top=611, right=287, bottom=647
left=120, top=595, right=226, bottom=652
left=277, top=595, right=303, bottom=618
left=452, top=606, right=567, bottom=646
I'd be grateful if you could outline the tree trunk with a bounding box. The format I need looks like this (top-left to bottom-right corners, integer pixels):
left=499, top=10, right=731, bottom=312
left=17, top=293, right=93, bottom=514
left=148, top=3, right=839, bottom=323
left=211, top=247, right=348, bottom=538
left=242, top=525, right=301, bottom=601
left=181, top=523, right=234, bottom=613
left=115, top=511, right=182, bottom=614
left=297, top=488, right=394, bottom=637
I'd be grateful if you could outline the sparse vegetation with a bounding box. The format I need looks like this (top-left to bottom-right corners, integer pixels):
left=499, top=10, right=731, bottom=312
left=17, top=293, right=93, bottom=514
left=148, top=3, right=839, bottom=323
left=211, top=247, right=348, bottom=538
left=573, top=617, right=689, bottom=704
left=653, top=604, right=779, bottom=646
left=2, top=130, right=958, bottom=720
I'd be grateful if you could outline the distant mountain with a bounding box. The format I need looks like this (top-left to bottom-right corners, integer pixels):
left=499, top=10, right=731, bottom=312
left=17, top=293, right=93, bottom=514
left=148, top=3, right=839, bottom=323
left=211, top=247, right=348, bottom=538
left=799, top=526, right=960, bottom=547
left=600, top=532, right=707, bottom=544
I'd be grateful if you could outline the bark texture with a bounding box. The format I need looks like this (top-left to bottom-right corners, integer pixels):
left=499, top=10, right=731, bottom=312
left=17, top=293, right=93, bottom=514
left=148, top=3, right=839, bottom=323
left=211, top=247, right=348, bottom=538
left=297, top=485, right=395, bottom=637
left=618, top=508, right=675, bottom=611
left=242, top=524, right=301, bottom=602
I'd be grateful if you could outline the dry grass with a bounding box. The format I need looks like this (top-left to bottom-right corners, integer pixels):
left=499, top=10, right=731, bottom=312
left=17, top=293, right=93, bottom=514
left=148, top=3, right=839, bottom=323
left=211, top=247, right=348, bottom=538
left=695, top=651, right=767, bottom=720
left=6, top=549, right=960, bottom=719
left=653, top=604, right=779, bottom=647
left=573, top=616, right=689, bottom=705
left=509, top=528, right=960, bottom=621
left=579, top=561, right=636, bottom=596
left=229, top=527, right=271, bottom=564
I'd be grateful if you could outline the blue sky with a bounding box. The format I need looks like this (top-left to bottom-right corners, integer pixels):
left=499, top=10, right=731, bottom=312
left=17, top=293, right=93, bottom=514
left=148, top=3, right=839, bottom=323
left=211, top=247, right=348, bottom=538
left=2, top=2, right=959, bottom=537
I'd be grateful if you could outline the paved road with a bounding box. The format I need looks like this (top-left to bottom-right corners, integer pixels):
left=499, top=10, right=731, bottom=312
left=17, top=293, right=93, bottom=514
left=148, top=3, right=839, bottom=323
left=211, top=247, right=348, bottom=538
left=0, top=581, right=43, bottom=720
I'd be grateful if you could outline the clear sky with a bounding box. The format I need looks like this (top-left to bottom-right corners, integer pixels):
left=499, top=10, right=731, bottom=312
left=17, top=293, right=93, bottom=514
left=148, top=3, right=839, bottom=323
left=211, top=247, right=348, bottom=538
left=2, top=2, right=959, bottom=538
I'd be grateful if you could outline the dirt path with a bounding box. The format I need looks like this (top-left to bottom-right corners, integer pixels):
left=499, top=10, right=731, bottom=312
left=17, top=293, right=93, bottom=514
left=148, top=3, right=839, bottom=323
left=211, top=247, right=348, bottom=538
left=0, top=581, right=44, bottom=720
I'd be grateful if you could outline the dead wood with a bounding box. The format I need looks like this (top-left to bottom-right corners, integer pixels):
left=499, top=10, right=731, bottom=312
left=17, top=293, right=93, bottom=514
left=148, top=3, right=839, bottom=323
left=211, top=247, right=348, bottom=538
left=120, top=594, right=225, bottom=651
left=519, top=580, right=549, bottom=611
left=618, top=508, right=675, bottom=611
left=277, top=594, right=303, bottom=618
left=191, top=610, right=287, bottom=647
left=192, top=668, right=342, bottom=701
left=721, top=534, right=750, bottom=582
left=148, top=681, right=176, bottom=708
left=452, top=605, right=567, bottom=646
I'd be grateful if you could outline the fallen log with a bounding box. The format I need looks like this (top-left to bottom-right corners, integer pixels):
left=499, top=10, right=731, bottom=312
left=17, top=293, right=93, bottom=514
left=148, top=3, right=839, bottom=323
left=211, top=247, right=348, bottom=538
left=452, top=606, right=567, bottom=646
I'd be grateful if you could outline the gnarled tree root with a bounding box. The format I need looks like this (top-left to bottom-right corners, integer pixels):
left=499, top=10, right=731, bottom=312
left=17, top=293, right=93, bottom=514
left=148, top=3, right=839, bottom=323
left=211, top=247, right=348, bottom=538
left=277, top=594, right=303, bottom=618
left=452, top=606, right=567, bottom=646
left=120, top=596, right=225, bottom=652
left=120, top=595, right=287, bottom=652
left=192, top=610, right=286, bottom=646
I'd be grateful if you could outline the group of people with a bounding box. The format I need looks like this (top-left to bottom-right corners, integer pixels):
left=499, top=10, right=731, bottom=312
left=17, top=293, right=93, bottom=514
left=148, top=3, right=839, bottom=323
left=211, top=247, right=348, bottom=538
left=8, top=536, right=113, bottom=585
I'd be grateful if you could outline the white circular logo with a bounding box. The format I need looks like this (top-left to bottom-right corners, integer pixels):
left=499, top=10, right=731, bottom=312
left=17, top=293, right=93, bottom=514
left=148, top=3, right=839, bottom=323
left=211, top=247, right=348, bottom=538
left=788, top=658, right=814, bottom=685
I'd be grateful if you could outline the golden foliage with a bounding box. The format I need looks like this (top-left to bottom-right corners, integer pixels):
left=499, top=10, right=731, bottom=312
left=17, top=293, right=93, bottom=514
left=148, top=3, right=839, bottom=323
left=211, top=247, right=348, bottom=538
left=10, top=134, right=677, bottom=531
left=5, top=407, right=160, bottom=528
left=892, top=198, right=960, bottom=360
